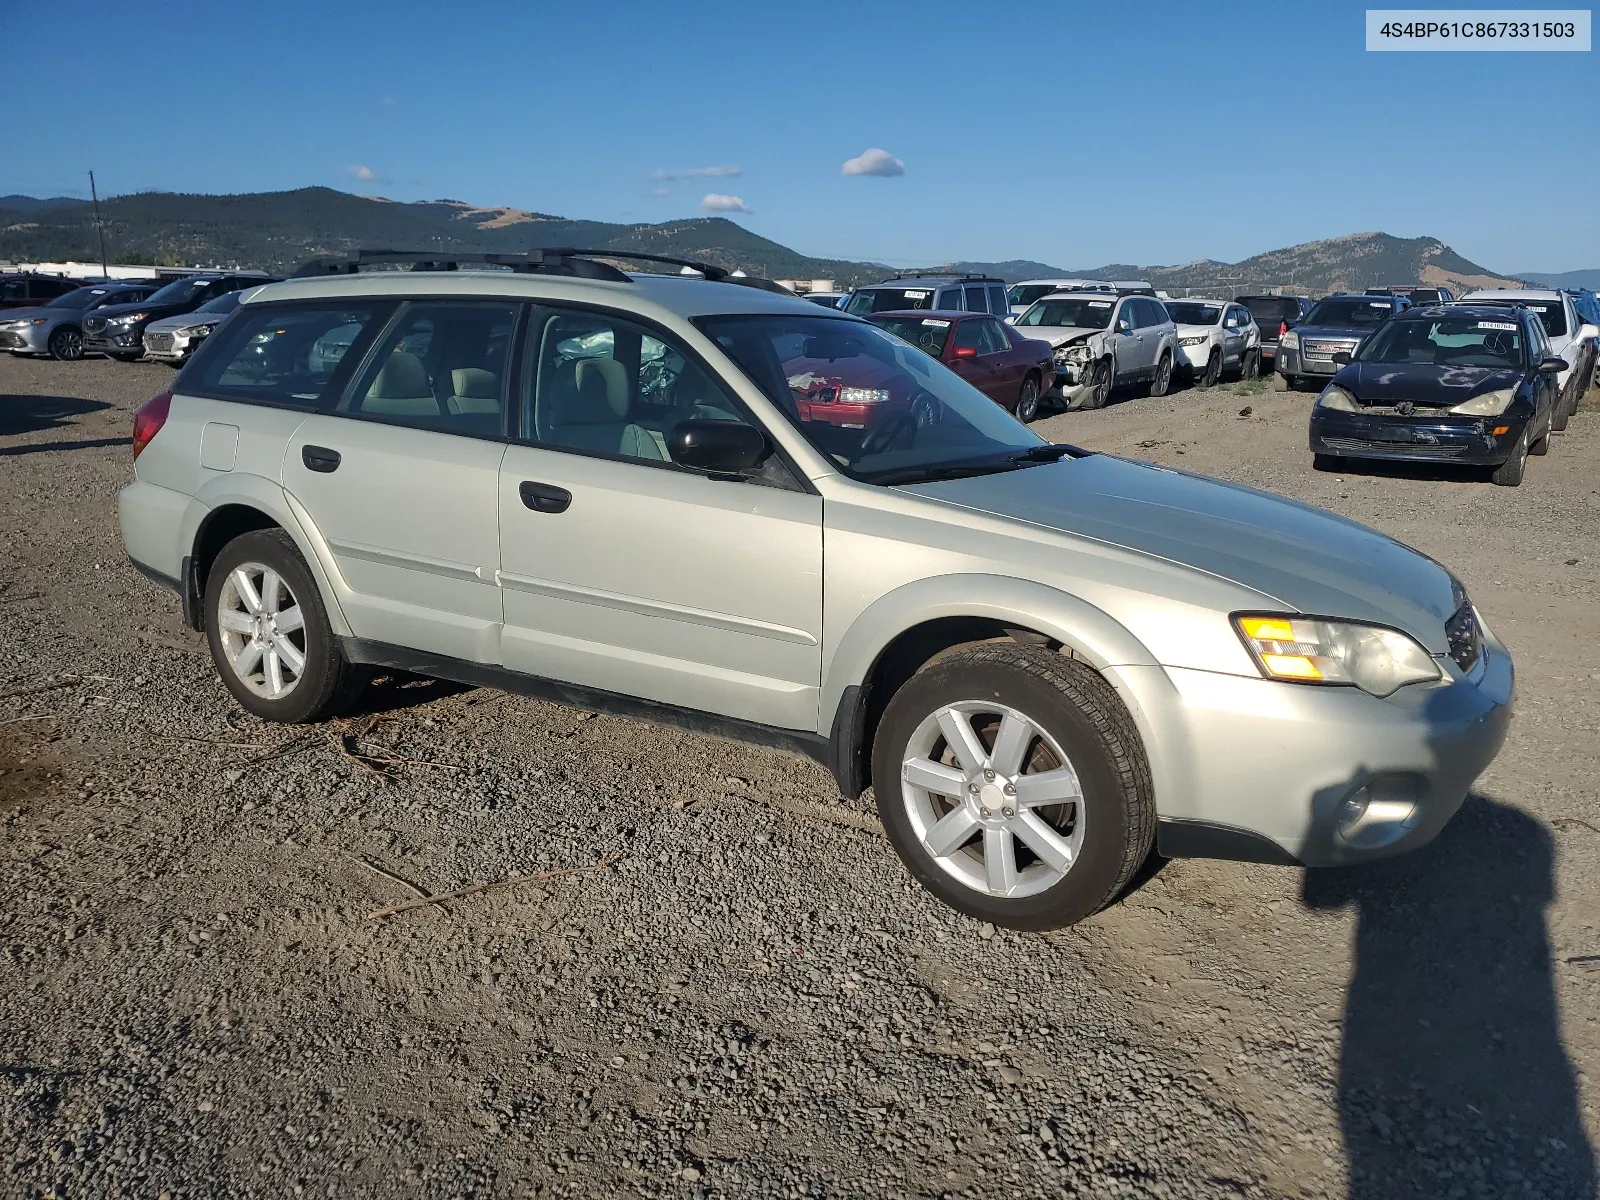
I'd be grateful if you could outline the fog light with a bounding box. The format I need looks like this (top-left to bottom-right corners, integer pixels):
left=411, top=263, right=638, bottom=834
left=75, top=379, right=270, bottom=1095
left=1335, top=776, right=1423, bottom=849
left=1339, top=789, right=1370, bottom=830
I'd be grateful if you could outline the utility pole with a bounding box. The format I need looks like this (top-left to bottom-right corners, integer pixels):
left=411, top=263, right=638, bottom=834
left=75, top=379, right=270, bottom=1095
left=88, top=171, right=108, bottom=277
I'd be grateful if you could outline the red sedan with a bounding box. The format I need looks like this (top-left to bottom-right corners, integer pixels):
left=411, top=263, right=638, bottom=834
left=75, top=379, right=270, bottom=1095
left=867, top=310, right=1055, bottom=422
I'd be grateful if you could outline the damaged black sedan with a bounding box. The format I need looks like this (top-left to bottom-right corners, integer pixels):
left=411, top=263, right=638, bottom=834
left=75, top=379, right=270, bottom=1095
left=1309, top=304, right=1566, bottom=487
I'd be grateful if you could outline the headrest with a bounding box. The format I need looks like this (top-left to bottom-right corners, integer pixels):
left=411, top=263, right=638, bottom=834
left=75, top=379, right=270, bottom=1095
left=451, top=367, right=499, bottom=398
left=368, top=351, right=430, bottom=399
left=575, top=358, right=629, bottom=418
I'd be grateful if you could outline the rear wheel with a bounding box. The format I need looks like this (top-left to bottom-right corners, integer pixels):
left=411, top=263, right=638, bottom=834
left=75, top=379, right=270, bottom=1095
left=1238, top=348, right=1260, bottom=381
left=1198, top=349, right=1222, bottom=388
left=871, top=643, right=1154, bottom=930
left=1552, top=395, right=1570, bottom=432
left=204, top=529, right=368, bottom=722
left=1148, top=352, right=1173, bottom=397
left=1015, top=373, right=1041, bottom=423
left=47, top=326, right=84, bottom=361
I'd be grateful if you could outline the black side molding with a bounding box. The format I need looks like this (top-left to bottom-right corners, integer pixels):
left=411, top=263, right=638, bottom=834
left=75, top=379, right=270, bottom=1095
left=1156, top=818, right=1302, bottom=866
left=340, top=638, right=835, bottom=773
left=128, top=556, right=182, bottom=598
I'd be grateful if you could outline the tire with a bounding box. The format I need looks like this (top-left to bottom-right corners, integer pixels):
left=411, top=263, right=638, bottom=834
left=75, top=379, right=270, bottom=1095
left=204, top=529, right=368, bottom=722
left=1084, top=359, right=1112, bottom=410
left=1271, top=372, right=1291, bottom=392
left=1552, top=393, right=1570, bottom=432
left=1198, top=349, right=1221, bottom=389
left=1312, top=453, right=1347, bottom=472
left=871, top=642, right=1155, bottom=930
left=1529, top=430, right=1550, bottom=456
left=1148, top=352, right=1173, bottom=398
left=1238, top=348, right=1260, bottom=381
left=1490, top=430, right=1528, bottom=487
left=1015, top=373, right=1041, bottom=423
left=47, top=326, right=84, bottom=361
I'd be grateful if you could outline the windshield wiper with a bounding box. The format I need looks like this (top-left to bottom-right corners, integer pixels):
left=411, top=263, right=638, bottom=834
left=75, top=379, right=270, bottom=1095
left=869, top=445, right=1089, bottom=487
left=1009, top=443, right=1090, bottom=463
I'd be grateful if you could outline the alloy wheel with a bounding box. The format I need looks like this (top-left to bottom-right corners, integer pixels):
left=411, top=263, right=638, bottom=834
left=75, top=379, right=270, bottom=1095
left=900, top=701, right=1086, bottom=899
left=215, top=562, right=308, bottom=699
left=1016, top=377, right=1039, bottom=422
left=51, top=328, right=83, bottom=361
left=1152, top=354, right=1172, bottom=396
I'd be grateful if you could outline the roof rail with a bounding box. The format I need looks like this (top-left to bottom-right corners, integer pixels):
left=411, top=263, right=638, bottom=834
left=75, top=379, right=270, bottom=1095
left=886, top=269, right=1000, bottom=282
left=289, top=247, right=794, bottom=294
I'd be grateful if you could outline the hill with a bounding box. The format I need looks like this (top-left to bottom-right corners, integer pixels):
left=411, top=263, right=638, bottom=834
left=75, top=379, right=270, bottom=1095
left=933, top=234, right=1521, bottom=294
left=1514, top=268, right=1600, bottom=291
left=0, top=189, right=1527, bottom=296
left=0, top=187, right=887, bottom=286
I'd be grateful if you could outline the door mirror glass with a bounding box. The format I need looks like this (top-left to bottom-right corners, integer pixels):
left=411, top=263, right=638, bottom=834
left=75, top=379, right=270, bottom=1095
left=667, top=418, right=769, bottom=473
left=1332, top=351, right=1352, bottom=366
left=1538, top=356, right=1567, bottom=374
left=1579, top=323, right=1599, bottom=341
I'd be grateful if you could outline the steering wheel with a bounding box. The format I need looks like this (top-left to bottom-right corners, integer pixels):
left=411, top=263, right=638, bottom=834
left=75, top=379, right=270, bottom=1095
left=861, top=412, right=917, bottom=457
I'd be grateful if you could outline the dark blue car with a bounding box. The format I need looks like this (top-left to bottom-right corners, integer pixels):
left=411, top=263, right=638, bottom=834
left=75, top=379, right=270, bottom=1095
left=1308, top=304, right=1566, bottom=487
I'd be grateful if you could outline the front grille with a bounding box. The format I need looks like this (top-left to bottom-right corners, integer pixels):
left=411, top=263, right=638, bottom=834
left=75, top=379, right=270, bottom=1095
left=1445, top=602, right=1481, bottom=673
left=1303, top=339, right=1358, bottom=360
left=83, top=317, right=106, bottom=334
left=1355, top=404, right=1453, bottom=417
left=146, top=333, right=174, bottom=351
left=1321, top=436, right=1470, bottom=460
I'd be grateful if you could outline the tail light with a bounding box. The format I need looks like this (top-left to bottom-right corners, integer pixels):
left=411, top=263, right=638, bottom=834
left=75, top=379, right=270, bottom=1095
left=1278, top=321, right=1289, bottom=338
left=132, top=390, right=172, bottom=460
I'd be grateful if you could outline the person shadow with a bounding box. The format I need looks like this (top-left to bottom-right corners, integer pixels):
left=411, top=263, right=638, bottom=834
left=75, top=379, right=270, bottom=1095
left=1304, top=794, right=1596, bottom=1198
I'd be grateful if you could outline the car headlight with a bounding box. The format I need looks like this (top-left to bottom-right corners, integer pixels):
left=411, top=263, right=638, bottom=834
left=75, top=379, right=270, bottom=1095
left=1234, top=614, right=1440, bottom=697
left=1316, top=385, right=1359, bottom=411
left=1179, top=335, right=1209, bottom=346
left=109, top=312, right=149, bottom=325
left=837, top=387, right=891, bottom=404
left=1448, top=388, right=1515, bottom=416
left=1280, top=331, right=1299, bottom=350
left=176, top=325, right=211, bottom=339
left=1057, top=343, right=1092, bottom=363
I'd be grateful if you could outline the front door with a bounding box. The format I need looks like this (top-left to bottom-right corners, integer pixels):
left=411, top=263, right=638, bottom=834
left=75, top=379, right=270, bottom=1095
left=282, top=299, right=518, bottom=664
left=497, top=305, right=823, bottom=732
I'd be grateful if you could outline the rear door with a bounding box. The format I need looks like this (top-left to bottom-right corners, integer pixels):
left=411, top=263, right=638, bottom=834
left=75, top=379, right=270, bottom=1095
left=949, top=318, right=995, bottom=395
left=979, top=318, right=1022, bottom=401
left=281, top=299, right=519, bottom=664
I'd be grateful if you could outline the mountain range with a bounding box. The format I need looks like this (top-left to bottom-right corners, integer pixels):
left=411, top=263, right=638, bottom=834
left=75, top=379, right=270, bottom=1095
left=0, top=187, right=1536, bottom=295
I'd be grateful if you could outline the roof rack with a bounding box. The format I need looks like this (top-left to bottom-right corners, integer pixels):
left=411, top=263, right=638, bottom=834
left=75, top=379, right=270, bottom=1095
left=289, top=247, right=794, bottom=294
left=886, top=270, right=1001, bottom=282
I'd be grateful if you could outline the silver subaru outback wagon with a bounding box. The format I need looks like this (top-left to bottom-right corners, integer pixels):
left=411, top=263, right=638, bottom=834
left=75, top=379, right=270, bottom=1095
left=118, top=249, right=1513, bottom=929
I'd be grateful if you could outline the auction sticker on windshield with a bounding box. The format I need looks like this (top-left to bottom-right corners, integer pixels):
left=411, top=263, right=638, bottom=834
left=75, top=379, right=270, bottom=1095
left=1090, top=301, right=1112, bottom=307
left=921, top=319, right=949, bottom=327
left=1479, top=321, right=1518, bottom=330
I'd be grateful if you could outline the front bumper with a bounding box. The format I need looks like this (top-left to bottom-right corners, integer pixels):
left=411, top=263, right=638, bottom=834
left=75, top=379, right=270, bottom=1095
left=143, top=329, right=201, bottom=363
left=1174, top=339, right=1214, bottom=370
left=1114, top=626, right=1513, bottom=867
left=0, top=322, right=50, bottom=353
left=1309, top=407, right=1530, bottom=466
left=83, top=323, right=146, bottom=355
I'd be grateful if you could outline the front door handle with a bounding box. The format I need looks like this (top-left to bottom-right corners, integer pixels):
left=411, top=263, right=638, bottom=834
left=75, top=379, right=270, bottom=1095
left=519, top=481, right=572, bottom=514
left=302, top=445, right=341, bottom=473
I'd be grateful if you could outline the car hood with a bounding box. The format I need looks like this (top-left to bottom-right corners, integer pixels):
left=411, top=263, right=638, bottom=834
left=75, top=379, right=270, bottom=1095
left=1293, top=323, right=1375, bottom=343
left=900, top=454, right=1458, bottom=651
left=89, top=300, right=186, bottom=321
left=145, top=311, right=224, bottom=333
left=0, top=305, right=55, bottom=324
left=1340, top=361, right=1523, bottom=406
left=1172, top=323, right=1219, bottom=337
left=1016, top=326, right=1106, bottom=349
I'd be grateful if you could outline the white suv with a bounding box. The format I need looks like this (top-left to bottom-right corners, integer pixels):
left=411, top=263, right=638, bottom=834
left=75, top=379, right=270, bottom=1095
left=1011, top=292, right=1179, bottom=408
left=118, top=249, right=1512, bottom=929
left=1163, top=299, right=1261, bottom=387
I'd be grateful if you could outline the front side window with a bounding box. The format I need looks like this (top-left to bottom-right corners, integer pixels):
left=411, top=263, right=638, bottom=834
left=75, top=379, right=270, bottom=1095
left=187, top=303, right=386, bottom=408
left=0, top=279, right=25, bottom=302
left=525, top=308, right=752, bottom=465
left=987, top=285, right=1008, bottom=316
left=48, top=287, right=102, bottom=310
left=953, top=320, right=984, bottom=354
left=936, top=289, right=964, bottom=311
left=1016, top=297, right=1115, bottom=330
left=1356, top=316, right=1524, bottom=369
left=345, top=301, right=517, bottom=436
left=700, top=314, right=1044, bottom=485
left=964, top=285, right=989, bottom=313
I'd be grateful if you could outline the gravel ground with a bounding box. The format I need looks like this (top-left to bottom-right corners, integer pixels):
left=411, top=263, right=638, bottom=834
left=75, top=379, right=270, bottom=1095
left=1, top=356, right=1597, bottom=1200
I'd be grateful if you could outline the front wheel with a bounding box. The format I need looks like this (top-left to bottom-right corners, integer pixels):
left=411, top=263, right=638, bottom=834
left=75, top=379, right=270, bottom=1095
left=1551, top=390, right=1571, bottom=432
left=871, top=643, right=1154, bottom=930
left=1015, top=374, right=1041, bottom=423
left=204, top=529, right=368, bottom=722
left=1198, top=349, right=1221, bottom=388
left=1082, top=359, right=1112, bottom=410
left=1148, top=352, right=1173, bottom=397
left=1490, top=430, right=1528, bottom=487
left=48, top=326, right=84, bottom=361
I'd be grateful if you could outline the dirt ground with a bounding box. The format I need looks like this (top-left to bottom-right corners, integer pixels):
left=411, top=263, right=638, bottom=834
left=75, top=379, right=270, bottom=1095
left=2, top=355, right=1596, bottom=1200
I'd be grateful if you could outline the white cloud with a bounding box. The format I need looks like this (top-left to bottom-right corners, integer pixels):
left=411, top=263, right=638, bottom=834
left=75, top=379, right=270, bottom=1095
left=346, top=164, right=383, bottom=183
left=654, top=164, right=742, bottom=182
left=700, top=193, right=751, bottom=214
left=647, top=186, right=671, bottom=197
left=841, top=148, right=905, bottom=177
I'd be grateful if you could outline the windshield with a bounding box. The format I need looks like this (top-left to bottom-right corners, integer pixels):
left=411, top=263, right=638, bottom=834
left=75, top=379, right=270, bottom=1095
left=845, top=287, right=947, bottom=315
left=698, top=314, right=1043, bottom=484
left=1164, top=302, right=1222, bottom=325
left=1016, top=297, right=1115, bottom=329
left=145, top=277, right=214, bottom=306
left=45, top=287, right=101, bottom=310
left=1465, top=298, right=1568, bottom=339
left=1357, top=316, right=1524, bottom=369
left=196, top=289, right=244, bottom=315
left=867, top=314, right=952, bottom=355
left=1305, top=299, right=1394, bottom=328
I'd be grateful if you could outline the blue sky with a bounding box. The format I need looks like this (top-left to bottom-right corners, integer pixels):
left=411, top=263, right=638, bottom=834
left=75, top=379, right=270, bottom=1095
left=7, top=0, right=1597, bottom=272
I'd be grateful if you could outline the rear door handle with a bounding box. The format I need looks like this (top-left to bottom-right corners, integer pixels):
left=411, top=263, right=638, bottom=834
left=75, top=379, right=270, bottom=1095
left=301, top=445, right=341, bottom=473
left=519, top=480, right=571, bottom=514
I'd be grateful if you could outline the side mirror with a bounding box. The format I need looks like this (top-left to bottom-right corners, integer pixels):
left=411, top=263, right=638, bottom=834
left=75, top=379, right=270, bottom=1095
left=1579, top=323, right=1599, bottom=341
left=667, top=419, right=769, bottom=473
left=1538, top=356, right=1567, bottom=375
left=1332, top=351, right=1352, bottom=366
left=953, top=345, right=978, bottom=359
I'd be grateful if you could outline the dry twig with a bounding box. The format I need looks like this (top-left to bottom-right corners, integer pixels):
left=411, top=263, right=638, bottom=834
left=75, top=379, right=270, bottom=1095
left=0, top=678, right=82, bottom=704
left=1553, top=816, right=1600, bottom=835
left=365, top=854, right=622, bottom=921
left=0, top=714, right=55, bottom=728
left=347, top=853, right=450, bottom=920
left=326, top=731, right=393, bottom=784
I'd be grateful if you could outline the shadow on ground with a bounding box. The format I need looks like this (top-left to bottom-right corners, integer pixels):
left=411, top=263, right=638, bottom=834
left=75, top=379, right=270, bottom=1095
left=0, top=393, right=113, bottom=438
left=347, top=671, right=472, bottom=718
left=1304, top=794, right=1595, bottom=1198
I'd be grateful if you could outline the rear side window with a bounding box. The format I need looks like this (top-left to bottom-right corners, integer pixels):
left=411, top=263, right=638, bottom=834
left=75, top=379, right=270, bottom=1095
left=937, top=289, right=964, bottom=311
left=964, top=285, right=988, bottom=313
left=344, top=301, right=518, bottom=437
left=988, top=285, right=1007, bottom=316
left=183, top=302, right=387, bottom=409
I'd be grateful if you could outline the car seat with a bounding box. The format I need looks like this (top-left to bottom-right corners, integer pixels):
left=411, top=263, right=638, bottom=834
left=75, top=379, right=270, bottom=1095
left=363, top=351, right=440, bottom=417
left=544, top=358, right=665, bottom=461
